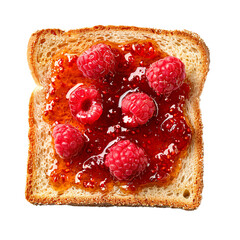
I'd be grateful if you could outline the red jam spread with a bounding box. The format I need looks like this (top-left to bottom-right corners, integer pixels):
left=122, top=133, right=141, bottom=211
left=43, top=41, right=192, bottom=193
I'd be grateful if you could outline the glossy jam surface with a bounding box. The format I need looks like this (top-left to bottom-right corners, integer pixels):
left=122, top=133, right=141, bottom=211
left=44, top=41, right=192, bottom=193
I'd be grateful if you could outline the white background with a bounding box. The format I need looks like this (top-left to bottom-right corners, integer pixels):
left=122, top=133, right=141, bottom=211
left=1, top=0, right=239, bottom=239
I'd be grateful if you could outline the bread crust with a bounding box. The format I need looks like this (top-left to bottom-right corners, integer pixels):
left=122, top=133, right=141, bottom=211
left=26, top=25, right=209, bottom=210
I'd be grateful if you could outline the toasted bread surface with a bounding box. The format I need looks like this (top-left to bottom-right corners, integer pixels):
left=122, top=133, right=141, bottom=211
left=26, top=25, right=209, bottom=209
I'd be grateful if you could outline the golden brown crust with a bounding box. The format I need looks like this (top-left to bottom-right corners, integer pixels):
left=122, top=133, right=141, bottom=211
left=27, top=29, right=64, bottom=86
left=26, top=193, right=197, bottom=209
left=26, top=25, right=209, bottom=209
left=25, top=90, right=36, bottom=201
left=190, top=99, right=204, bottom=209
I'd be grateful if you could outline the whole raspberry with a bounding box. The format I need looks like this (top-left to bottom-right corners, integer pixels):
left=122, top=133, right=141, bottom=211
left=146, top=56, right=186, bottom=95
left=77, top=43, right=116, bottom=79
left=121, top=92, right=156, bottom=127
left=69, top=85, right=103, bottom=124
left=105, top=140, right=148, bottom=181
left=52, top=124, right=84, bottom=159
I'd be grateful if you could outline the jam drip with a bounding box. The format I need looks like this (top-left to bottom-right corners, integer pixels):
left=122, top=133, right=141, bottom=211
left=44, top=41, right=192, bottom=193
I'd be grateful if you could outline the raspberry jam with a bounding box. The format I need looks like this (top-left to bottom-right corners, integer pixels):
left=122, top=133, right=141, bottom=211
left=44, top=41, right=192, bottom=193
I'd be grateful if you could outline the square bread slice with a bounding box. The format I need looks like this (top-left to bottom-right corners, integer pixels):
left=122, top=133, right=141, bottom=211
left=26, top=26, right=209, bottom=209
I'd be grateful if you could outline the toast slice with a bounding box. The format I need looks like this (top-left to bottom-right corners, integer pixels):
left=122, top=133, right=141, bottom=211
left=26, top=26, right=209, bottom=209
